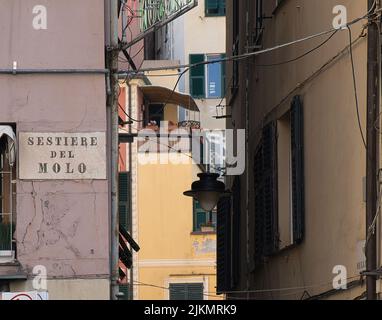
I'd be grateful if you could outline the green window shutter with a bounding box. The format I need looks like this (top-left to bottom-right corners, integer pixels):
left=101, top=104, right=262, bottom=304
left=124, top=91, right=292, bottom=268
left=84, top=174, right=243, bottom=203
left=119, top=172, right=130, bottom=202
left=119, top=172, right=130, bottom=230
left=291, top=96, right=305, bottom=244
left=169, top=284, right=186, bottom=300
left=169, top=283, right=204, bottom=300
left=190, top=54, right=205, bottom=98
left=187, top=283, right=204, bottom=300
left=205, top=0, right=225, bottom=16
left=193, top=200, right=207, bottom=231
left=119, top=284, right=130, bottom=300
left=119, top=203, right=128, bottom=230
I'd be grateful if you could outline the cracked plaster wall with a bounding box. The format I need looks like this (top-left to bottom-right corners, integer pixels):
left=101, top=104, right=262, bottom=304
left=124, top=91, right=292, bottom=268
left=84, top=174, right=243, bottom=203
left=0, top=0, right=109, bottom=280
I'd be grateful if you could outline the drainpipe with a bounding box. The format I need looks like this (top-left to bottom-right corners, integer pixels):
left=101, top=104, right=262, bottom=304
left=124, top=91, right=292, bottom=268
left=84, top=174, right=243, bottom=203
left=366, top=0, right=379, bottom=300
left=107, top=0, right=120, bottom=300
left=121, top=0, right=127, bottom=44
left=245, top=1, right=250, bottom=299
left=128, top=82, right=134, bottom=299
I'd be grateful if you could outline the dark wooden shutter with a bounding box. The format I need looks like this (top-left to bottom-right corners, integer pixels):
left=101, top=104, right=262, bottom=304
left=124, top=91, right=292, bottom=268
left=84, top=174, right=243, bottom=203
left=119, top=172, right=130, bottom=230
left=254, top=145, right=264, bottom=265
left=262, top=122, right=278, bottom=256
left=231, top=177, right=241, bottom=287
left=216, top=196, right=231, bottom=293
left=291, top=96, right=305, bottom=244
left=190, top=54, right=205, bottom=98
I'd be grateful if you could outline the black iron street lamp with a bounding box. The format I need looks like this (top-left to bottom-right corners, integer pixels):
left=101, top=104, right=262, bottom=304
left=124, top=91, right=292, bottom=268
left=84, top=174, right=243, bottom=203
left=183, top=172, right=230, bottom=211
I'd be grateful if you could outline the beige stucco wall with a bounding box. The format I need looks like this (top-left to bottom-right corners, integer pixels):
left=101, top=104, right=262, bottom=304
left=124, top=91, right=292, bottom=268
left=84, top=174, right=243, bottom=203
left=184, top=1, right=226, bottom=130
left=227, top=0, right=371, bottom=299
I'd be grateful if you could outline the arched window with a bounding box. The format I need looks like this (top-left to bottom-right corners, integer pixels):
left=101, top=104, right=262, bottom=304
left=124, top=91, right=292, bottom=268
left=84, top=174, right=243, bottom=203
left=0, top=126, right=16, bottom=262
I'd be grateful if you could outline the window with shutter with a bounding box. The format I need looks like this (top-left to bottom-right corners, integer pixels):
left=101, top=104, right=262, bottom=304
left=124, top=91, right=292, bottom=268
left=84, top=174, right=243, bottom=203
left=291, top=96, right=305, bottom=244
left=193, top=199, right=217, bottom=232
left=253, top=97, right=304, bottom=265
left=119, top=172, right=131, bottom=230
left=169, top=283, right=204, bottom=300
left=119, top=284, right=130, bottom=300
left=216, top=196, right=231, bottom=293
left=262, top=122, right=279, bottom=256
left=205, top=0, right=226, bottom=16
left=254, top=123, right=278, bottom=266
left=254, top=145, right=264, bottom=265
left=231, top=177, right=241, bottom=287
left=207, top=55, right=223, bottom=98
left=0, top=128, right=16, bottom=257
left=190, top=54, right=205, bottom=98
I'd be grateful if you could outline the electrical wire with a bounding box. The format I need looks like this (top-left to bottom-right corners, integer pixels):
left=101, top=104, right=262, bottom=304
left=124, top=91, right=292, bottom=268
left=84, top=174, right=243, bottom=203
left=121, top=8, right=374, bottom=77
left=365, top=173, right=382, bottom=248
left=256, top=29, right=339, bottom=67
left=130, top=273, right=364, bottom=300
left=117, top=0, right=380, bottom=302
left=119, top=102, right=144, bottom=123
left=347, top=25, right=367, bottom=149
left=130, top=45, right=144, bottom=61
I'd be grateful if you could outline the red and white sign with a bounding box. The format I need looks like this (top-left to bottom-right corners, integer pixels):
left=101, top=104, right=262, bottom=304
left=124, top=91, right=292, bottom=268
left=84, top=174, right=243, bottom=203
left=2, top=291, right=49, bottom=300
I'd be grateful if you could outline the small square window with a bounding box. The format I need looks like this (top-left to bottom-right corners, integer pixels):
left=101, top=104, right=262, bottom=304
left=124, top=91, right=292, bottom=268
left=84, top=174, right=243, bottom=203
left=205, top=0, right=226, bottom=17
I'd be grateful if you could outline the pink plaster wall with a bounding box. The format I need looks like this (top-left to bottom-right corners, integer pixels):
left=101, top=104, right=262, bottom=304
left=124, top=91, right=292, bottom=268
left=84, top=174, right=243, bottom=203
left=0, top=0, right=109, bottom=279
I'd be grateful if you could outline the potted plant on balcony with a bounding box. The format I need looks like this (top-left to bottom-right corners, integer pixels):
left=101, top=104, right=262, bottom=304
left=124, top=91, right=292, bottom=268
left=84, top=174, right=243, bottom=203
left=200, top=221, right=215, bottom=233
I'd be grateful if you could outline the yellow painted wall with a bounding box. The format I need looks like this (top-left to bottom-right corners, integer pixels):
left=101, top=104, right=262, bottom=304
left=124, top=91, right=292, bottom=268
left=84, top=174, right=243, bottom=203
left=137, top=155, right=222, bottom=300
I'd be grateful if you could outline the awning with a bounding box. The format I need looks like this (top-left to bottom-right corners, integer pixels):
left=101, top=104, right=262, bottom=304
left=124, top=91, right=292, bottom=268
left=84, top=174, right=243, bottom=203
left=139, top=85, right=199, bottom=112
left=0, top=126, right=16, bottom=166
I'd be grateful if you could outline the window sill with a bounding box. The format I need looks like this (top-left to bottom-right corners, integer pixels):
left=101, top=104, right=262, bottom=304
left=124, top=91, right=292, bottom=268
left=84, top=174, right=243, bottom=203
left=190, top=231, right=216, bottom=236
left=205, top=13, right=226, bottom=18
left=0, top=260, right=27, bottom=280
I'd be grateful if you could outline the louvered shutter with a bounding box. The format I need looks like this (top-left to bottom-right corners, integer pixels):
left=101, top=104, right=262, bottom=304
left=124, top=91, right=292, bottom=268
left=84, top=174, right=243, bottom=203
left=190, top=54, right=205, bottom=98
left=119, top=172, right=130, bottom=230
left=193, top=200, right=207, bottom=232
left=262, top=122, right=278, bottom=256
left=206, top=0, right=219, bottom=12
left=231, top=177, right=241, bottom=287
left=187, top=283, right=204, bottom=300
left=291, top=96, right=305, bottom=244
left=254, top=145, right=264, bottom=265
left=119, top=172, right=130, bottom=202
left=216, top=196, right=231, bottom=293
left=206, top=0, right=226, bottom=16
left=169, top=283, right=204, bottom=300
left=170, top=284, right=186, bottom=300
left=119, top=284, right=130, bottom=300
